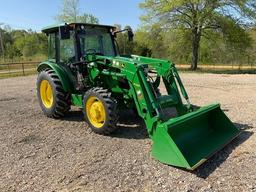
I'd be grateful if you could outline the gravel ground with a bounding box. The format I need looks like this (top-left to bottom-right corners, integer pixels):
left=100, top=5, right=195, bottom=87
left=0, top=73, right=255, bottom=192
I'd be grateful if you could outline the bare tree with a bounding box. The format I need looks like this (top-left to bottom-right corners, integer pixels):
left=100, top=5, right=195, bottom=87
left=55, top=0, right=79, bottom=22
left=55, top=0, right=99, bottom=24
left=0, top=23, right=4, bottom=58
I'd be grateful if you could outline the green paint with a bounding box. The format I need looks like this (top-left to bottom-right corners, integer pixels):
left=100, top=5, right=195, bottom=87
left=37, top=61, right=74, bottom=92
left=151, top=104, right=240, bottom=169
left=71, top=94, right=83, bottom=107
left=37, top=23, right=240, bottom=170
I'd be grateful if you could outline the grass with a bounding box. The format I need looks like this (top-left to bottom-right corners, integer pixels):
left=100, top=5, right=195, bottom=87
left=0, top=70, right=37, bottom=79
left=0, top=55, right=46, bottom=63
left=0, top=61, right=39, bottom=79
left=178, top=68, right=256, bottom=74
left=0, top=62, right=39, bottom=70
left=1, top=62, right=256, bottom=79
left=177, top=63, right=256, bottom=74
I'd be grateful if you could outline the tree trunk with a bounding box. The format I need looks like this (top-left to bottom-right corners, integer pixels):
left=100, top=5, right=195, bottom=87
left=0, top=29, right=4, bottom=57
left=191, top=29, right=201, bottom=70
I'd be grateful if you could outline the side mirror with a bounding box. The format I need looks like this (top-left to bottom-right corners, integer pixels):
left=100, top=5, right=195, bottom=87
left=59, top=25, right=70, bottom=39
left=113, top=27, right=134, bottom=41
left=127, top=29, right=134, bottom=42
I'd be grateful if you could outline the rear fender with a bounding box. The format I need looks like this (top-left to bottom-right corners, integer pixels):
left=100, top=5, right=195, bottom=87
left=37, top=61, right=73, bottom=92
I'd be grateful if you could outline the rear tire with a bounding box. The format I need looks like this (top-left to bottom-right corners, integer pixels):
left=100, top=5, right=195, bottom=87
left=83, top=87, right=118, bottom=134
left=37, top=69, right=70, bottom=118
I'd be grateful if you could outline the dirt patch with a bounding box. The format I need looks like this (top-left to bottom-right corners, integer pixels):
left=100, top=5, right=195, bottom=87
left=0, top=74, right=255, bottom=192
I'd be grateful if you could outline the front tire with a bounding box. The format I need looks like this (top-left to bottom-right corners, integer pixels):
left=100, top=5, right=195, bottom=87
left=37, top=69, right=70, bottom=118
left=83, top=87, right=118, bottom=134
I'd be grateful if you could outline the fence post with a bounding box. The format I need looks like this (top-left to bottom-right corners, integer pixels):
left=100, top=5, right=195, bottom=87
left=21, top=62, right=25, bottom=76
left=7, top=63, right=10, bottom=76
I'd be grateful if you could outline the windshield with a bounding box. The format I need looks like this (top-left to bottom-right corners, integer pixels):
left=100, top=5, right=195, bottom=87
left=79, top=27, right=116, bottom=56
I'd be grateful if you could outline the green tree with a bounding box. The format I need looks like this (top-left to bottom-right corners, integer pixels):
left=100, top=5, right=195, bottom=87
left=133, top=29, right=152, bottom=56
left=0, top=24, right=14, bottom=60
left=0, top=24, right=48, bottom=61
left=114, top=24, right=134, bottom=55
left=5, top=43, right=22, bottom=59
left=140, top=0, right=256, bottom=70
left=56, top=0, right=99, bottom=24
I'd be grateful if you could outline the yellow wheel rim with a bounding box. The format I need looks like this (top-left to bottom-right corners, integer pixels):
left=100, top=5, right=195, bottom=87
left=40, top=80, right=53, bottom=108
left=86, top=96, right=106, bottom=128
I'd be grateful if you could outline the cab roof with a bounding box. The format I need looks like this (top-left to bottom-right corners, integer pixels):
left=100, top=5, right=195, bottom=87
left=42, top=23, right=115, bottom=34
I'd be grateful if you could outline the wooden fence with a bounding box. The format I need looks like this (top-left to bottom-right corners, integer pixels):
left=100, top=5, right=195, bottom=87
left=0, top=61, right=255, bottom=78
left=0, top=61, right=39, bottom=78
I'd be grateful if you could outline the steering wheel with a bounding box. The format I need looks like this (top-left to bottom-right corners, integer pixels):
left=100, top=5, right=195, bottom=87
left=85, top=48, right=96, bottom=55
left=85, top=49, right=104, bottom=56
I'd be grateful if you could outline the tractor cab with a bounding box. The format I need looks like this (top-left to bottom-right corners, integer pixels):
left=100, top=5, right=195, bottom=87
left=42, top=23, right=133, bottom=64
left=42, top=23, right=116, bottom=63
left=42, top=23, right=134, bottom=90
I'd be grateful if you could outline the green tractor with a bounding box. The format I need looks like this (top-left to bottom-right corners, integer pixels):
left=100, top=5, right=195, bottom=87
left=37, top=23, right=240, bottom=170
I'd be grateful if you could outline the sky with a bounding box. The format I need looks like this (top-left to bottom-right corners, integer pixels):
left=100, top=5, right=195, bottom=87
left=0, top=0, right=143, bottom=31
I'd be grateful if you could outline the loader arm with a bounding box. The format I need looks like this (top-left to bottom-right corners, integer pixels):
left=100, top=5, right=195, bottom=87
left=113, top=57, right=189, bottom=137
left=132, top=55, right=191, bottom=109
left=117, top=56, right=240, bottom=169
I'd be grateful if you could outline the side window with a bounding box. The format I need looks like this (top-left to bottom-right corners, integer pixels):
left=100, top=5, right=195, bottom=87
left=48, top=33, right=56, bottom=61
left=80, top=27, right=115, bottom=56
left=101, top=33, right=115, bottom=56
left=60, top=31, right=75, bottom=63
left=80, top=33, right=99, bottom=55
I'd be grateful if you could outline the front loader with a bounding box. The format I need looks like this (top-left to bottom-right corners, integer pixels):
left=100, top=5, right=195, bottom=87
left=37, top=23, right=240, bottom=170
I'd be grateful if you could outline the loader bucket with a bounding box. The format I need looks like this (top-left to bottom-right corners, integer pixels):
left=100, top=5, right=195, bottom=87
left=151, top=103, right=240, bottom=170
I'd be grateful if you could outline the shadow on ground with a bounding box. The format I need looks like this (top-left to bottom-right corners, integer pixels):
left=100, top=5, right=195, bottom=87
left=62, top=109, right=148, bottom=139
left=63, top=110, right=85, bottom=122
left=61, top=109, right=253, bottom=176
left=193, top=122, right=254, bottom=179
left=112, top=110, right=148, bottom=139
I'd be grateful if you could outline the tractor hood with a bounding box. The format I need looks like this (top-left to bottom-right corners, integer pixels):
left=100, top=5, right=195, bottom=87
left=95, top=55, right=173, bottom=71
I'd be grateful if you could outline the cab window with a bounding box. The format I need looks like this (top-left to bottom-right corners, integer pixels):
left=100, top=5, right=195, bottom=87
left=79, top=27, right=116, bottom=56
left=48, top=33, right=56, bottom=61
left=59, top=31, right=75, bottom=63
